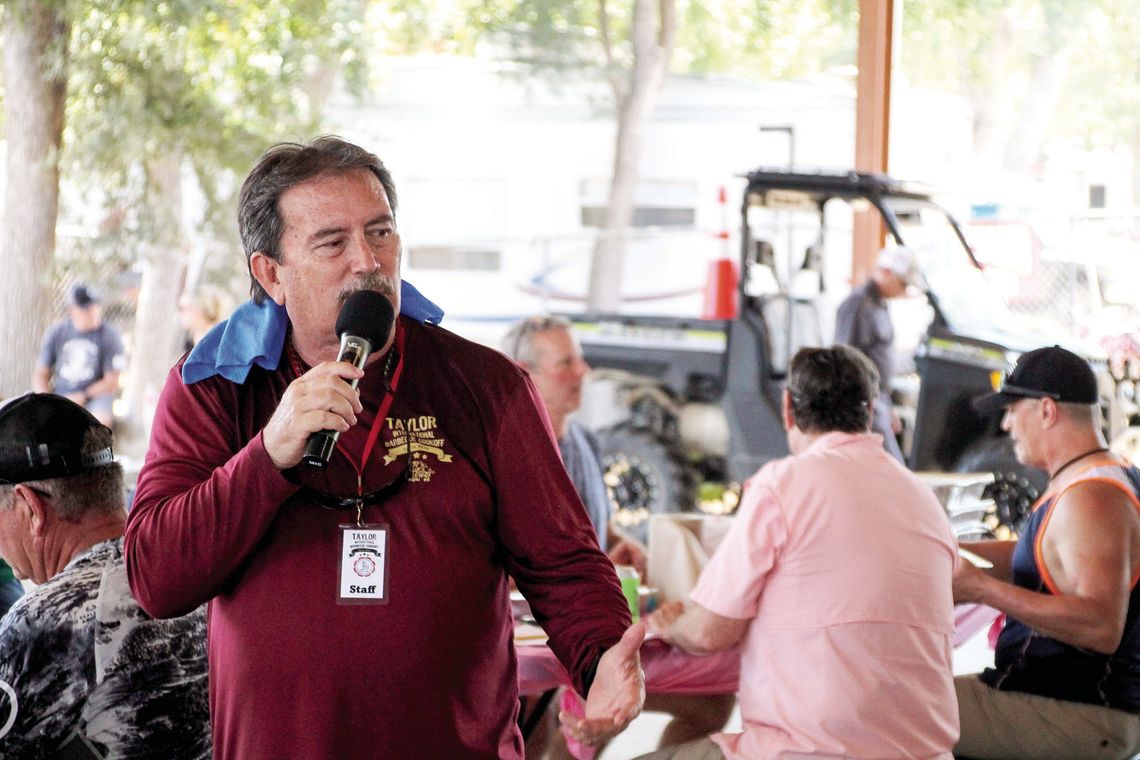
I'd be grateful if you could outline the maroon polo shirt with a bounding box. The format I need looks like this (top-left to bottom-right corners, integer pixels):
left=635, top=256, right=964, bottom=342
left=125, top=316, right=628, bottom=759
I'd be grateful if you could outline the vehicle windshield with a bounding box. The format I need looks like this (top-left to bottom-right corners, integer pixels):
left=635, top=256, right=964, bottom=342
left=881, top=197, right=1040, bottom=341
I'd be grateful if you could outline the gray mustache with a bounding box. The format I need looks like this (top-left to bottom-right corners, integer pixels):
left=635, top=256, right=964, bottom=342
left=338, top=272, right=396, bottom=306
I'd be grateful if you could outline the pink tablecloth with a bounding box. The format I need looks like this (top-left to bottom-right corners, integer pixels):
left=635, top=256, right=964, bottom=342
left=517, top=637, right=741, bottom=697
left=517, top=603, right=1000, bottom=697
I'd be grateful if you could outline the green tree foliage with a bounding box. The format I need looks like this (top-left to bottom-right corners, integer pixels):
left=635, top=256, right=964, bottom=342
left=676, top=0, right=856, bottom=79
left=900, top=0, right=1009, bottom=92
left=465, top=0, right=858, bottom=83
left=898, top=0, right=1132, bottom=170
left=64, top=0, right=366, bottom=250
left=1054, top=0, right=1140, bottom=147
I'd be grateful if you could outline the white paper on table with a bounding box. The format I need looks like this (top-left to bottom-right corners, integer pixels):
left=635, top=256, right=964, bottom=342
left=958, top=547, right=994, bottom=569
left=513, top=623, right=549, bottom=646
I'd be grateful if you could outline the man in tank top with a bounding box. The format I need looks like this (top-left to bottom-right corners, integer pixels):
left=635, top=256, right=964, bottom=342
left=956, top=345, right=1140, bottom=759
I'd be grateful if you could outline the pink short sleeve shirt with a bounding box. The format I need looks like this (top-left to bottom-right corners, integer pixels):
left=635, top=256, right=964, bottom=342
left=691, top=432, right=959, bottom=760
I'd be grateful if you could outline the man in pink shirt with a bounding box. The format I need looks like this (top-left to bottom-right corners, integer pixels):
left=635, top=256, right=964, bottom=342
left=640, top=345, right=959, bottom=759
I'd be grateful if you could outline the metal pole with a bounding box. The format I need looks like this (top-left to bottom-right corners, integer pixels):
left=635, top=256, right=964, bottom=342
left=760, top=126, right=797, bottom=368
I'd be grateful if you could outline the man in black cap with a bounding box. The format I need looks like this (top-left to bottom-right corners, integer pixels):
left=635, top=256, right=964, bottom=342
left=954, top=346, right=1140, bottom=759
left=0, top=393, right=209, bottom=758
left=33, top=284, right=127, bottom=426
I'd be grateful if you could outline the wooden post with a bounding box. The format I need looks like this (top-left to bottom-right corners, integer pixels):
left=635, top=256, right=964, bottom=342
left=853, top=0, right=895, bottom=283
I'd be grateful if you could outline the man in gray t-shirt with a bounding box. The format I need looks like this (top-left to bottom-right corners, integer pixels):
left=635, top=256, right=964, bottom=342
left=33, top=284, right=126, bottom=426
left=834, top=246, right=919, bottom=462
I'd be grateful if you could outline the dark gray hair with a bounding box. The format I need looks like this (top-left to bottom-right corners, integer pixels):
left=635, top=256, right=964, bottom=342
left=787, top=346, right=880, bottom=434
left=237, top=135, right=399, bottom=304
left=501, top=315, right=573, bottom=367
left=0, top=426, right=125, bottom=523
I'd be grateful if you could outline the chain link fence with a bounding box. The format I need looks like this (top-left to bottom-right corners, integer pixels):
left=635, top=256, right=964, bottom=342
left=973, top=211, right=1140, bottom=452
left=968, top=211, right=1140, bottom=344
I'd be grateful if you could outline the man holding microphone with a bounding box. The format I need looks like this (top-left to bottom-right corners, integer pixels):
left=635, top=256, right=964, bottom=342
left=125, top=136, right=643, bottom=759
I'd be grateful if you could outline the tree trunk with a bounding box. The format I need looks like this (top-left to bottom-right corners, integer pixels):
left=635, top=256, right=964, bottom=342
left=121, top=153, right=187, bottom=448
left=0, top=1, right=69, bottom=400
left=586, top=0, right=676, bottom=312
left=1004, top=48, right=1070, bottom=174
left=969, top=9, right=1016, bottom=164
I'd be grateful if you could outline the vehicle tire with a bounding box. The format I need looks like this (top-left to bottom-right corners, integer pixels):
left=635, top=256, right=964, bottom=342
left=596, top=426, right=697, bottom=544
left=954, top=436, right=1048, bottom=535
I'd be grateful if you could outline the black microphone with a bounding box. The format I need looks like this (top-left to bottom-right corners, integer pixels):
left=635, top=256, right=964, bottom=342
left=302, top=290, right=396, bottom=469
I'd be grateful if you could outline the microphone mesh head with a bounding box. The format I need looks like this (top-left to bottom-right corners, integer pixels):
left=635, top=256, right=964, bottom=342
left=335, top=290, right=396, bottom=347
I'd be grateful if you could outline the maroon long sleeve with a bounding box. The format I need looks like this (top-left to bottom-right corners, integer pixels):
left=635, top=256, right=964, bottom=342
left=125, top=317, right=629, bottom=759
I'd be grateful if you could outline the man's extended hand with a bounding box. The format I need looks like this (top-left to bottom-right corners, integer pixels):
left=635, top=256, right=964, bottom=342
left=644, top=599, right=747, bottom=656
left=645, top=600, right=684, bottom=645
left=559, top=620, right=646, bottom=746
left=262, top=361, right=365, bottom=469
left=608, top=539, right=647, bottom=580
left=952, top=553, right=989, bottom=605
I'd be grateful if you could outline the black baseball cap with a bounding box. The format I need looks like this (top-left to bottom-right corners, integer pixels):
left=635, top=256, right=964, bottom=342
left=68, top=284, right=99, bottom=308
left=0, top=394, right=114, bottom=485
left=973, top=346, right=1098, bottom=416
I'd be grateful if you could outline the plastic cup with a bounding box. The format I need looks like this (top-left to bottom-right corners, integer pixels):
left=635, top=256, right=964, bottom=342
left=616, top=565, right=640, bottom=622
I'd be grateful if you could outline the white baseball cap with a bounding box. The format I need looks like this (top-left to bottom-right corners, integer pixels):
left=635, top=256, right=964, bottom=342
left=875, top=245, right=921, bottom=286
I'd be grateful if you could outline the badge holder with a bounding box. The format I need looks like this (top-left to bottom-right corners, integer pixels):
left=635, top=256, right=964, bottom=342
left=337, top=502, right=390, bottom=605
left=329, top=328, right=406, bottom=606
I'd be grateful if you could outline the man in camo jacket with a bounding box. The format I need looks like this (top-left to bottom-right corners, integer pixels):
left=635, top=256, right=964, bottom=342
left=0, top=393, right=209, bottom=759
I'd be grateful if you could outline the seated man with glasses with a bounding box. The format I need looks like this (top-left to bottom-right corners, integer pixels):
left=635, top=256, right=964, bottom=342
left=503, top=315, right=734, bottom=757
left=501, top=315, right=645, bottom=572
left=0, top=393, right=209, bottom=759
left=955, top=346, right=1140, bottom=760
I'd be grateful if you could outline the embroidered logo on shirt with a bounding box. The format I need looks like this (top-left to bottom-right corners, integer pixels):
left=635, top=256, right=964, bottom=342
left=384, top=415, right=451, bottom=482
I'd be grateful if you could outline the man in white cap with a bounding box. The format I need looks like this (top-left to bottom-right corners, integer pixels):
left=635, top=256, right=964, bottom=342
left=833, top=245, right=918, bottom=461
